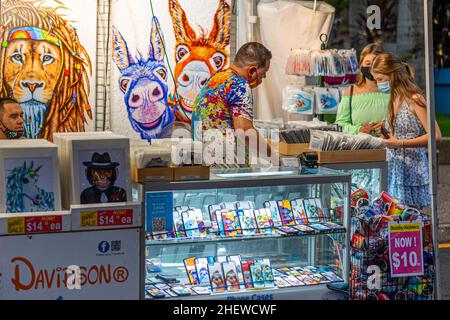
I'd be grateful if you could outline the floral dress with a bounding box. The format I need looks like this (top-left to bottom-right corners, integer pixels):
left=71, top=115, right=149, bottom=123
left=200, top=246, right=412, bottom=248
left=386, top=103, right=431, bottom=209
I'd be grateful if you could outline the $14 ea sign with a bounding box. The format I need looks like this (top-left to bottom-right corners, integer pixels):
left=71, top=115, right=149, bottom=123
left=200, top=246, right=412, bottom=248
left=388, top=222, right=424, bottom=277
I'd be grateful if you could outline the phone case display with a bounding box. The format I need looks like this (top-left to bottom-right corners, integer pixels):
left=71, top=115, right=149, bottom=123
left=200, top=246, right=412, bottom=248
left=350, top=190, right=435, bottom=300
left=282, top=86, right=314, bottom=114
left=53, top=132, right=131, bottom=208
left=182, top=211, right=201, bottom=238
left=0, top=140, right=61, bottom=213
left=144, top=168, right=351, bottom=299
left=314, top=87, right=340, bottom=114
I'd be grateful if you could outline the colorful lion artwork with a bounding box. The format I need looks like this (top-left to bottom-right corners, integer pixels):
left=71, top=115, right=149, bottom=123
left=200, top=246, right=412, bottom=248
left=6, top=161, right=55, bottom=213
left=0, top=0, right=93, bottom=141
left=168, top=0, right=231, bottom=125
left=112, top=17, right=174, bottom=142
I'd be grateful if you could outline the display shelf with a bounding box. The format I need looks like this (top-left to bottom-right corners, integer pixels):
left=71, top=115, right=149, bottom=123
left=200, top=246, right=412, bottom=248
left=146, top=227, right=347, bottom=246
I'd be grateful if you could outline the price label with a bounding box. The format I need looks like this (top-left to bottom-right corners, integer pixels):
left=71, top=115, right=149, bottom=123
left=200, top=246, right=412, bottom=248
left=81, top=209, right=133, bottom=228
left=388, top=222, right=424, bottom=277
left=8, top=216, right=62, bottom=235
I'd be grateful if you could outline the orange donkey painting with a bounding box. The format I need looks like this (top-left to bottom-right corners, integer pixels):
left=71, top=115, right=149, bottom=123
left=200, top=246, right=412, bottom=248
left=168, top=0, right=231, bottom=125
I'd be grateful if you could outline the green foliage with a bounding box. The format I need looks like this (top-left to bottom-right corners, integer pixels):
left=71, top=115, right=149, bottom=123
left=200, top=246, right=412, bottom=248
left=437, top=114, right=450, bottom=137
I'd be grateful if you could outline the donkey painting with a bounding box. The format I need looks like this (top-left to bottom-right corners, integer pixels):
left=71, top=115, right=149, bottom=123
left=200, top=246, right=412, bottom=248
left=7, top=161, right=55, bottom=213
left=168, top=0, right=231, bottom=124
left=113, top=17, right=174, bottom=142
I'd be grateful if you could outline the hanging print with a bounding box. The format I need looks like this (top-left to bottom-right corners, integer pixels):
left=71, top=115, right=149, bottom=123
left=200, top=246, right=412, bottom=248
left=0, top=0, right=97, bottom=141
left=110, top=0, right=232, bottom=141
left=5, top=158, right=54, bottom=213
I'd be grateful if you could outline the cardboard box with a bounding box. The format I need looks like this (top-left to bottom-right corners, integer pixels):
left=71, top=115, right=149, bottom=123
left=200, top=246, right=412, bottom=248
left=133, top=167, right=174, bottom=183
left=314, top=149, right=387, bottom=164
left=173, top=166, right=210, bottom=181
left=277, top=142, right=311, bottom=156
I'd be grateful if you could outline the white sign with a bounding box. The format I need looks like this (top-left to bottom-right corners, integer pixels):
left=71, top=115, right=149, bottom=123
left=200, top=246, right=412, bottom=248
left=0, top=229, right=141, bottom=300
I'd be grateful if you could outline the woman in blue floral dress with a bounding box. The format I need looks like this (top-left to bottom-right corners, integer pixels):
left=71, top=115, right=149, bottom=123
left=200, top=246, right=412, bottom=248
left=371, top=52, right=442, bottom=209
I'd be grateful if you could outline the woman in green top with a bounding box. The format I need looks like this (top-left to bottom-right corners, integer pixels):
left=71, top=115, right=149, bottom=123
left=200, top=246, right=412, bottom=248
left=336, top=44, right=390, bottom=134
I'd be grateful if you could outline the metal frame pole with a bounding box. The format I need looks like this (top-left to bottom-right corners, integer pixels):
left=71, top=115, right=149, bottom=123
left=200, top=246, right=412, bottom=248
left=424, top=0, right=441, bottom=300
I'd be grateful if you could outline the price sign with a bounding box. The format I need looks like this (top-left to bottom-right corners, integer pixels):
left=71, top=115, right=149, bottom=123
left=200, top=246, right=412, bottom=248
left=80, top=209, right=133, bottom=228
left=388, top=222, right=424, bottom=277
left=7, top=216, right=63, bottom=235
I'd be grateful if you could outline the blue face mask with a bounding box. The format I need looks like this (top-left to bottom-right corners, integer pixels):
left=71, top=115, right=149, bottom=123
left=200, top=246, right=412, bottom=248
left=377, top=81, right=391, bottom=93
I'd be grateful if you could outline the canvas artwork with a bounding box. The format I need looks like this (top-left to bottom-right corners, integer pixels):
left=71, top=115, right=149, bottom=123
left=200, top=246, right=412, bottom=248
left=0, top=0, right=97, bottom=141
left=77, top=149, right=128, bottom=205
left=4, top=157, right=54, bottom=213
left=111, top=0, right=232, bottom=141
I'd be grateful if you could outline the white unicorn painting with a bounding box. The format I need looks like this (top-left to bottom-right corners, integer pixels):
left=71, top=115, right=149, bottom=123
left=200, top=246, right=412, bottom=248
left=6, top=160, right=55, bottom=213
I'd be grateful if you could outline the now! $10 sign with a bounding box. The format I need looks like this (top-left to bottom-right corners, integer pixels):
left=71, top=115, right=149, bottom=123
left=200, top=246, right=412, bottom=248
left=388, top=222, right=424, bottom=277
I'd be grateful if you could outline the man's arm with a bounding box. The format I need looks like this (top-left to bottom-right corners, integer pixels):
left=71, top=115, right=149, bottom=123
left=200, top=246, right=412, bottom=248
left=233, top=116, right=272, bottom=158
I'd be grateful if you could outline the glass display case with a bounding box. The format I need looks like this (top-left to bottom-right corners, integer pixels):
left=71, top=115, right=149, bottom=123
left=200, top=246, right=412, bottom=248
left=142, top=167, right=351, bottom=300
left=321, top=162, right=387, bottom=198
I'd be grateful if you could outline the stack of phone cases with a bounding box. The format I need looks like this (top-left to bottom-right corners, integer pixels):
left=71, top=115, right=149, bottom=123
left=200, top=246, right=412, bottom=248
left=173, top=207, right=208, bottom=239
left=272, top=266, right=343, bottom=288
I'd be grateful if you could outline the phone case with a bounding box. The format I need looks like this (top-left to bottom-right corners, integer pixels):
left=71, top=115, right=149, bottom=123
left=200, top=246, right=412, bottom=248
left=276, top=267, right=290, bottom=276
left=260, top=259, right=275, bottom=288
left=311, top=273, right=329, bottom=283
left=216, top=256, right=228, bottom=263
left=292, top=224, right=316, bottom=233
left=241, top=260, right=255, bottom=289
left=155, top=283, right=171, bottom=290
left=191, top=209, right=207, bottom=237
left=250, top=263, right=265, bottom=289
left=227, top=255, right=244, bottom=287
left=184, top=257, right=199, bottom=285
left=309, top=223, right=330, bottom=232
left=297, top=274, right=318, bottom=285
left=303, top=199, right=320, bottom=223
left=291, top=199, right=309, bottom=224
left=208, top=263, right=226, bottom=292
left=191, top=286, right=211, bottom=295
left=195, top=257, right=215, bottom=286
left=182, top=211, right=201, bottom=238
left=175, top=206, right=190, bottom=212
left=264, top=201, right=282, bottom=227
left=314, top=198, right=328, bottom=221
left=277, top=200, right=296, bottom=225
left=322, top=272, right=343, bottom=282
left=285, top=276, right=304, bottom=286
left=221, top=210, right=242, bottom=237
left=237, top=209, right=258, bottom=236
left=254, top=209, right=273, bottom=234
left=173, top=210, right=186, bottom=237
left=208, top=205, right=222, bottom=223
left=215, top=210, right=226, bottom=237
left=274, top=276, right=292, bottom=288
left=287, top=268, right=301, bottom=277
left=221, top=202, right=238, bottom=210
left=170, top=286, right=192, bottom=296
left=164, top=289, right=178, bottom=297
left=146, top=288, right=167, bottom=298
left=222, top=261, right=241, bottom=291
left=276, top=226, right=300, bottom=235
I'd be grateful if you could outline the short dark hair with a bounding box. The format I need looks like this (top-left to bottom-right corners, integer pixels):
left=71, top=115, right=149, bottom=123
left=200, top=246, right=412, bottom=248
left=234, top=42, right=272, bottom=68
left=0, top=97, right=19, bottom=116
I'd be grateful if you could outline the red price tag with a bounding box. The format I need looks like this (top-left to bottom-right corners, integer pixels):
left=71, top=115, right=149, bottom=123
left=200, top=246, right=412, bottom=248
left=24, top=216, right=63, bottom=234
left=97, top=210, right=133, bottom=227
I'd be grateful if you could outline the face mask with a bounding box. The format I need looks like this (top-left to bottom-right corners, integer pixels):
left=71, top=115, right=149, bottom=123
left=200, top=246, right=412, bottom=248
left=0, top=120, right=23, bottom=139
left=361, top=67, right=375, bottom=81
left=377, top=81, right=391, bottom=93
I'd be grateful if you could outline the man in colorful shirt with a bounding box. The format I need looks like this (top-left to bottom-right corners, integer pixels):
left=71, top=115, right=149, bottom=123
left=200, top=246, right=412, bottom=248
left=191, top=42, right=272, bottom=159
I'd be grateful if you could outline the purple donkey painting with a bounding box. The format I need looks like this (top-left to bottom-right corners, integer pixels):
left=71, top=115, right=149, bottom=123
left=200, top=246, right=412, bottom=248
left=112, top=17, right=174, bottom=141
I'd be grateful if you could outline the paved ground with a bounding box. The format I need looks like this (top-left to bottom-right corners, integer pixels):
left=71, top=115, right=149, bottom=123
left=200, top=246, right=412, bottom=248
left=438, top=165, right=450, bottom=242
left=440, top=248, right=450, bottom=300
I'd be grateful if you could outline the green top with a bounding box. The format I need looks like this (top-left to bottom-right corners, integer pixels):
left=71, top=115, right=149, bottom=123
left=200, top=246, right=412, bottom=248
left=335, top=92, right=390, bottom=135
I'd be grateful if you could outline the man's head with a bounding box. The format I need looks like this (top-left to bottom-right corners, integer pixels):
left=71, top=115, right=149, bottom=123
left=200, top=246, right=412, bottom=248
left=233, top=42, right=272, bottom=89
left=0, top=97, right=24, bottom=139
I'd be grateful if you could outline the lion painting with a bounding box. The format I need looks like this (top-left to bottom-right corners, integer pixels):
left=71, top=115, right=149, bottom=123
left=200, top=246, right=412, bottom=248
left=0, top=0, right=92, bottom=141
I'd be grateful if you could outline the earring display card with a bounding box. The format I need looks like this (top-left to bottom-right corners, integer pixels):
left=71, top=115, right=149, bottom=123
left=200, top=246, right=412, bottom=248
left=264, top=201, right=282, bottom=227
left=0, top=140, right=61, bottom=213
left=222, top=261, right=241, bottom=291
left=208, top=263, right=226, bottom=293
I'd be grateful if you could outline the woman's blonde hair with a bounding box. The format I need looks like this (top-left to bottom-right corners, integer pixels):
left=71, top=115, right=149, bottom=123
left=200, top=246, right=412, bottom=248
left=356, top=43, right=385, bottom=86
left=372, top=52, right=426, bottom=132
